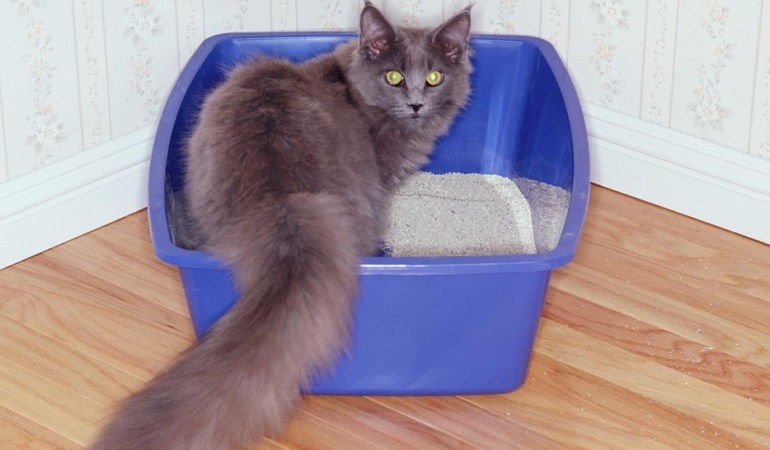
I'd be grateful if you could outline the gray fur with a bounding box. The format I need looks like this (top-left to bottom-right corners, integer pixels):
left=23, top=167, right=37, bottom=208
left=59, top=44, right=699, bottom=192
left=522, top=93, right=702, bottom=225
left=90, top=3, right=471, bottom=449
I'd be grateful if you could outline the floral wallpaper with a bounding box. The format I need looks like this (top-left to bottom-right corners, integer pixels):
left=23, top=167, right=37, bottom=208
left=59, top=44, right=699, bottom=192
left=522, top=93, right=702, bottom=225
left=8, top=0, right=70, bottom=172
left=0, top=0, right=769, bottom=184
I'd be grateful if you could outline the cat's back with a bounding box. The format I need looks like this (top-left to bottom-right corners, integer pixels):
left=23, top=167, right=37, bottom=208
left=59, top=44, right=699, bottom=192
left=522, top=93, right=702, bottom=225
left=185, top=48, right=385, bottom=248
left=191, top=52, right=373, bottom=180
left=201, top=55, right=352, bottom=136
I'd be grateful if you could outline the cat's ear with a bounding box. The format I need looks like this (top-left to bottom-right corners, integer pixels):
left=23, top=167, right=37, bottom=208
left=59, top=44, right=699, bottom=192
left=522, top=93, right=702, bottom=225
left=359, top=1, right=397, bottom=59
left=431, top=5, right=472, bottom=64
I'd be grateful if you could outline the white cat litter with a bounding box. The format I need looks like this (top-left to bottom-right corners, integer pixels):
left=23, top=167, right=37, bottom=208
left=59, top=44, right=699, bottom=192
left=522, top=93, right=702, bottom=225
left=384, top=172, right=570, bottom=257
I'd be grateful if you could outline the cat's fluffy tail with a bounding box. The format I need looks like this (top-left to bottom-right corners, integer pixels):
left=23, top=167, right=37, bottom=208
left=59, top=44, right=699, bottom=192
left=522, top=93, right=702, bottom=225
left=90, top=192, right=359, bottom=450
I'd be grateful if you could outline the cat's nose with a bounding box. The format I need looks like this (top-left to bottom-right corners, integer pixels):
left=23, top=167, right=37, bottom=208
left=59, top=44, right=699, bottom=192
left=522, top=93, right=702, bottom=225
left=408, top=103, right=423, bottom=113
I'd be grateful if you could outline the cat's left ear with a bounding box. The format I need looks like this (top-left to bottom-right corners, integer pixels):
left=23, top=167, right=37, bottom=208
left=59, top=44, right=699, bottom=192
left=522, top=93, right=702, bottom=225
left=431, top=6, right=472, bottom=64
left=360, top=1, right=397, bottom=59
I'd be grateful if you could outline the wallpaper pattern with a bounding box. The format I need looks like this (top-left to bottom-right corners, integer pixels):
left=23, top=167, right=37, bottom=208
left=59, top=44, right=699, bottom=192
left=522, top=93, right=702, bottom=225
left=0, top=0, right=769, bottom=183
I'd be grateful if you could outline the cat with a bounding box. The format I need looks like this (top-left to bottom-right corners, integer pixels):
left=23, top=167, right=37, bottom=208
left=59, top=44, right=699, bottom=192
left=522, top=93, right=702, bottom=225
left=90, top=2, right=472, bottom=449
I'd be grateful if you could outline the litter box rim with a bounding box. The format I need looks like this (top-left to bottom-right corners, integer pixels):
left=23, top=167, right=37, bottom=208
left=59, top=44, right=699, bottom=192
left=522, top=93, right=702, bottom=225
left=148, top=32, right=590, bottom=276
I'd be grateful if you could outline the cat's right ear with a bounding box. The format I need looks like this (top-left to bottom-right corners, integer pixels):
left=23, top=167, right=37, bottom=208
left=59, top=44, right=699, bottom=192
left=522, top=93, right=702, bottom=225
left=359, top=1, right=397, bottom=59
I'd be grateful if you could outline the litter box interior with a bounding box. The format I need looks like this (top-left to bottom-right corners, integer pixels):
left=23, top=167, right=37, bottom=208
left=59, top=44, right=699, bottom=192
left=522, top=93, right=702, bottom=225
left=161, top=34, right=579, bottom=256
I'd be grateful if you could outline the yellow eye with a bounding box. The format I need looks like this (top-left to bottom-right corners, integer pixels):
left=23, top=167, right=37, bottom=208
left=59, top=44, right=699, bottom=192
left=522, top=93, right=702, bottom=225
left=426, top=70, right=443, bottom=86
left=385, top=70, right=404, bottom=86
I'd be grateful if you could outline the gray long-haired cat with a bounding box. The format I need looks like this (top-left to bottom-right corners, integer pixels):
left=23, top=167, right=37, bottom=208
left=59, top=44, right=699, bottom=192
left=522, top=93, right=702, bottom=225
left=91, top=3, right=471, bottom=449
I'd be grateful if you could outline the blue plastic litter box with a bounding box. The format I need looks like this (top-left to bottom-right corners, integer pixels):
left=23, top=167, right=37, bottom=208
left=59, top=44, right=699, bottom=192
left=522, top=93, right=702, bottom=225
left=148, top=32, right=590, bottom=395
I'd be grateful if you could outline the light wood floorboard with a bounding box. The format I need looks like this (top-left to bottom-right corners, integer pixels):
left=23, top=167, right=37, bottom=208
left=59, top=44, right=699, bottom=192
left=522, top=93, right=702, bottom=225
left=1, top=186, right=768, bottom=449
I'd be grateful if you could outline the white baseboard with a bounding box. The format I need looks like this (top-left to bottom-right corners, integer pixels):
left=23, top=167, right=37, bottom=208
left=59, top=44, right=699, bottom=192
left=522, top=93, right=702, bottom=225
left=585, top=105, right=770, bottom=244
left=1, top=106, right=768, bottom=270
left=0, top=127, right=154, bottom=269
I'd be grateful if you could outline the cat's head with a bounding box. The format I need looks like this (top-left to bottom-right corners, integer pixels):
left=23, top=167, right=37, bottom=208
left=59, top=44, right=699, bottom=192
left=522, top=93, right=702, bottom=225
left=348, top=2, right=472, bottom=131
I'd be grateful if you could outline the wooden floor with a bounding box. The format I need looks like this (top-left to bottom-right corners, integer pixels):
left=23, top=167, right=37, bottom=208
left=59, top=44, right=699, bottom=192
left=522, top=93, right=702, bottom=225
left=1, top=185, right=769, bottom=449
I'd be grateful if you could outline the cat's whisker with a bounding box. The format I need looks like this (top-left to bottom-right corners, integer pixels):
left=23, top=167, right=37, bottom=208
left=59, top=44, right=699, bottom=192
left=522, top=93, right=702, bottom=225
left=372, top=113, right=397, bottom=145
